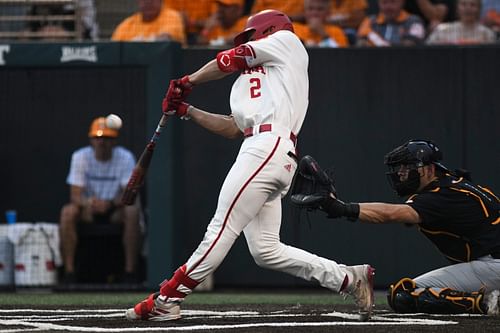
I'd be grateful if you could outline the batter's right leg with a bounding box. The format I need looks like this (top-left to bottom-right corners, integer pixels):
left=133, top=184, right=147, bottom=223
left=126, top=143, right=279, bottom=321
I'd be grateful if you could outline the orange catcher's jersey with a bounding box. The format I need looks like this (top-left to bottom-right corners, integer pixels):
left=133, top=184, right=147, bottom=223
left=229, top=30, right=309, bottom=136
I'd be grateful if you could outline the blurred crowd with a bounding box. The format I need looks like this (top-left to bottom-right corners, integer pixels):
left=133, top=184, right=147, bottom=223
left=1, top=0, right=499, bottom=46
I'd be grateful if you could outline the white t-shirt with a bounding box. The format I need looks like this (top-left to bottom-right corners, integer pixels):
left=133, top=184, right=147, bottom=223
left=426, top=22, right=496, bottom=45
left=66, top=146, right=135, bottom=200
left=229, top=30, right=309, bottom=136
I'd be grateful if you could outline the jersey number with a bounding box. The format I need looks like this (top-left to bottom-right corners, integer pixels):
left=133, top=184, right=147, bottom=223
left=249, top=78, right=261, bottom=98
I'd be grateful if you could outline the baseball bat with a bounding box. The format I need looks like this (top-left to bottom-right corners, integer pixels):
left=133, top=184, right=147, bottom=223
left=121, top=115, right=169, bottom=205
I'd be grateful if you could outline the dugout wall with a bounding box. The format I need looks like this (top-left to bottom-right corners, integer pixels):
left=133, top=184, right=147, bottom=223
left=0, top=43, right=498, bottom=289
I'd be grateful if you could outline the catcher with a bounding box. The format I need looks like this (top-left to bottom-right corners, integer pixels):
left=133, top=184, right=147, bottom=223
left=291, top=139, right=500, bottom=315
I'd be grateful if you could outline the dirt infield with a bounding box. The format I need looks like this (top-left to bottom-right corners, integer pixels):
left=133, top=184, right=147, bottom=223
left=0, top=303, right=499, bottom=333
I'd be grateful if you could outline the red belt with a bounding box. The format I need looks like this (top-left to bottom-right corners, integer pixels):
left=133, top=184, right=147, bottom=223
left=243, top=124, right=297, bottom=146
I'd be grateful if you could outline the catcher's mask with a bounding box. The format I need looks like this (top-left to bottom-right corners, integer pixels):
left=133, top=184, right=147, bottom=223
left=384, top=139, right=448, bottom=197
left=233, top=9, right=294, bottom=46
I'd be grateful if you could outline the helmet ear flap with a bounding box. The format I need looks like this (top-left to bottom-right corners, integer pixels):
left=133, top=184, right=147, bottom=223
left=262, top=25, right=275, bottom=35
left=234, top=29, right=255, bottom=46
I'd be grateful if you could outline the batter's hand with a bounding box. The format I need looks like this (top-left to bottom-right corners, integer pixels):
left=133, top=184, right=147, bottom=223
left=162, top=80, right=184, bottom=114
left=164, top=102, right=191, bottom=120
left=174, top=75, right=194, bottom=100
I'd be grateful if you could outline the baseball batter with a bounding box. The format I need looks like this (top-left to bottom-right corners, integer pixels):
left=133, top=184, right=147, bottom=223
left=126, top=9, right=374, bottom=322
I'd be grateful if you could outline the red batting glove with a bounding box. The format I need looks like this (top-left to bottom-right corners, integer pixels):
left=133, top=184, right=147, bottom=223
left=162, top=80, right=182, bottom=115
left=163, top=100, right=191, bottom=120
left=176, top=75, right=194, bottom=99
left=177, top=102, right=191, bottom=120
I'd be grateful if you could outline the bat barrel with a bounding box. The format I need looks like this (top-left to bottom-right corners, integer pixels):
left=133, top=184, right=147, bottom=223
left=121, top=115, right=168, bottom=205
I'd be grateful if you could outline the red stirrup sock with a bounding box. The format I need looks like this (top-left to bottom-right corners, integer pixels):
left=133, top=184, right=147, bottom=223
left=159, top=265, right=200, bottom=298
left=340, top=275, right=349, bottom=292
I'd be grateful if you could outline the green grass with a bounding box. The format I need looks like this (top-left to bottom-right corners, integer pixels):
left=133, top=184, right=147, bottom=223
left=0, top=291, right=388, bottom=306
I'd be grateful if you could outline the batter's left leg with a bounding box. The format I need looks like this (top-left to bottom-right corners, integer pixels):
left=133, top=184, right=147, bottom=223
left=243, top=196, right=357, bottom=291
left=243, top=196, right=375, bottom=320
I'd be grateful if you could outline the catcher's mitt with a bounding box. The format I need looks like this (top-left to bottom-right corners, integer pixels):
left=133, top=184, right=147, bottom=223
left=290, top=155, right=360, bottom=221
left=290, top=155, right=337, bottom=210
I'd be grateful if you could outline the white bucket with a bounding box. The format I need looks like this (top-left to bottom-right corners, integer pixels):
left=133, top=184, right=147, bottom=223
left=8, top=223, right=61, bottom=286
left=0, top=225, right=14, bottom=286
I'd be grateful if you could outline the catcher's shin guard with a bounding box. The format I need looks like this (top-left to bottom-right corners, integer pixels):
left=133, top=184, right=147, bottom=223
left=387, top=278, right=418, bottom=313
left=388, top=277, right=487, bottom=314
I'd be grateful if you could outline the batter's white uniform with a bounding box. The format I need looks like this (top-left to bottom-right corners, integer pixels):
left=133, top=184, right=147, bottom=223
left=182, top=30, right=349, bottom=292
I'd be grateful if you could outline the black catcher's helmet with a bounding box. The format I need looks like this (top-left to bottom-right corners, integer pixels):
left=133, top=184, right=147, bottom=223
left=384, top=139, right=448, bottom=196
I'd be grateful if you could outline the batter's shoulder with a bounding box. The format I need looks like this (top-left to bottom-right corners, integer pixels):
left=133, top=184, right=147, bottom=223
left=280, top=29, right=302, bottom=42
left=278, top=30, right=307, bottom=52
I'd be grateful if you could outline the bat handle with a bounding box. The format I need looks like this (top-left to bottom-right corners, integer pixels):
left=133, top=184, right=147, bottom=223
left=122, top=171, right=141, bottom=205
left=121, top=189, right=138, bottom=205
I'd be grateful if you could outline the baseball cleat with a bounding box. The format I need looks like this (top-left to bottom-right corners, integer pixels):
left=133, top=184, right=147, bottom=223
left=125, top=292, right=182, bottom=321
left=341, top=264, right=375, bottom=321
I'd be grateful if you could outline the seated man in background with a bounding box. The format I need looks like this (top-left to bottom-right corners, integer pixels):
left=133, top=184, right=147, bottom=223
left=291, top=139, right=500, bottom=315
left=250, top=0, right=306, bottom=21
left=293, top=0, right=348, bottom=47
left=59, top=116, right=141, bottom=284
left=481, top=0, right=500, bottom=38
left=404, top=0, right=455, bottom=34
left=25, top=1, right=98, bottom=40
left=427, top=0, right=496, bottom=44
left=327, top=0, right=368, bottom=45
left=197, top=0, right=247, bottom=47
left=163, top=0, right=215, bottom=44
left=26, top=4, right=72, bottom=40
left=111, top=0, right=186, bottom=44
left=357, top=0, right=425, bottom=46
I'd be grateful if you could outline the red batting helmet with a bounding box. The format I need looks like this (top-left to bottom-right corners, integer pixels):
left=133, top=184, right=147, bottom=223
left=233, top=9, right=294, bottom=46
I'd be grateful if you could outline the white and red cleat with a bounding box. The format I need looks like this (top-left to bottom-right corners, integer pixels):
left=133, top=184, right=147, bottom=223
left=125, top=292, right=182, bottom=321
left=341, top=264, right=375, bottom=321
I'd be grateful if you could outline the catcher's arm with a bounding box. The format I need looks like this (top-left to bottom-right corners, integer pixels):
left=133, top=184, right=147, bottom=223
left=290, top=155, right=421, bottom=224
left=290, top=155, right=359, bottom=221
left=357, top=203, right=421, bottom=224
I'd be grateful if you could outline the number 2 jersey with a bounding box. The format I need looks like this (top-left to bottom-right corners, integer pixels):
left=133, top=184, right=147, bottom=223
left=229, top=30, right=309, bottom=136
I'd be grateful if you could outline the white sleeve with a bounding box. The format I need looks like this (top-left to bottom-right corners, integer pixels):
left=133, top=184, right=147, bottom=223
left=66, top=150, right=86, bottom=187
left=244, top=30, right=299, bottom=68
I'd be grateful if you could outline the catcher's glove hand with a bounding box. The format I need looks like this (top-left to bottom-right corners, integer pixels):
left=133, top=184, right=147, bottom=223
left=290, top=155, right=337, bottom=210
left=290, top=155, right=360, bottom=221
